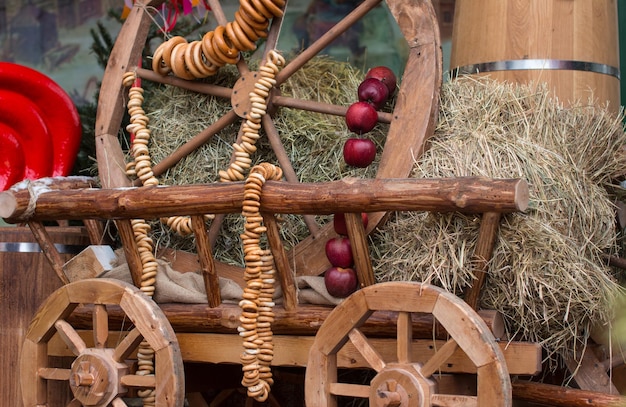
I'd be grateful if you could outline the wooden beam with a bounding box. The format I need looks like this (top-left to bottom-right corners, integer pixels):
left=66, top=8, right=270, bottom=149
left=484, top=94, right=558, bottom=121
left=1, top=177, right=529, bottom=223
left=67, top=303, right=505, bottom=340
left=512, top=381, right=626, bottom=407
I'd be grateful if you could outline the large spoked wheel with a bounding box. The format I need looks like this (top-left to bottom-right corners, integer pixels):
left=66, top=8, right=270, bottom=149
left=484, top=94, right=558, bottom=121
left=304, top=282, right=512, bottom=406
left=20, top=278, right=184, bottom=406
left=95, top=0, right=442, bottom=276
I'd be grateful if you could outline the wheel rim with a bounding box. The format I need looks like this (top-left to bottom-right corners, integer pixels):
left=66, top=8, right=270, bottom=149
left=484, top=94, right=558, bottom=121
left=304, top=282, right=512, bottom=407
left=95, top=0, right=442, bottom=276
left=20, top=278, right=184, bottom=406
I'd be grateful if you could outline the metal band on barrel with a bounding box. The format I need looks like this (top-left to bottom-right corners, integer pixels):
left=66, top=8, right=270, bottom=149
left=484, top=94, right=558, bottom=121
left=0, top=242, right=85, bottom=254
left=452, top=59, right=620, bottom=80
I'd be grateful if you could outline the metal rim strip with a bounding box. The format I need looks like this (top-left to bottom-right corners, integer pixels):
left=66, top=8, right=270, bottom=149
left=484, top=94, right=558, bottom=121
left=451, top=59, right=620, bottom=80
left=0, top=242, right=85, bottom=254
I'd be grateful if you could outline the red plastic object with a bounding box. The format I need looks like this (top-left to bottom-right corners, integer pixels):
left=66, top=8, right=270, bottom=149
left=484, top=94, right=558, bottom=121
left=0, top=63, right=81, bottom=191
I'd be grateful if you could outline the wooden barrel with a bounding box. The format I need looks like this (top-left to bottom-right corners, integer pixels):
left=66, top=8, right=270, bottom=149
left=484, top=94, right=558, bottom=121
left=0, top=226, right=89, bottom=405
left=450, top=0, right=621, bottom=114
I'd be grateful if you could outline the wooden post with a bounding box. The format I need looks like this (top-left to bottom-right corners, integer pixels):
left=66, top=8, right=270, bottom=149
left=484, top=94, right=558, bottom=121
left=464, top=211, right=501, bottom=310
left=345, top=212, right=376, bottom=287
left=191, top=215, right=221, bottom=308
left=27, top=221, right=70, bottom=285
left=263, top=213, right=297, bottom=311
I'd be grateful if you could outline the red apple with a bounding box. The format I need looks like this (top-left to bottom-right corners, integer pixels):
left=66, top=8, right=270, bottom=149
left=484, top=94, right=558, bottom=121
left=324, top=266, right=358, bottom=298
left=343, top=137, right=376, bottom=168
left=325, top=236, right=354, bottom=268
left=365, top=66, right=397, bottom=95
left=357, top=77, right=390, bottom=110
left=333, top=212, right=369, bottom=236
left=345, top=101, right=378, bottom=134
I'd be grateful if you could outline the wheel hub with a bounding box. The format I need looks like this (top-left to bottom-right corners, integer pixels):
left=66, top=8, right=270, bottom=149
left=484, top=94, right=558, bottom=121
left=69, top=348, right=129, bottom=406
left=231, top=70, right=280, bottom=118
left=370, top=365, right=436, bottom=407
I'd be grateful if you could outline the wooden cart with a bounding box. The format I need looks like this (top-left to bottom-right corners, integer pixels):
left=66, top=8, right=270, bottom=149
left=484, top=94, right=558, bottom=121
left=1, top=0, right=619, bottom=405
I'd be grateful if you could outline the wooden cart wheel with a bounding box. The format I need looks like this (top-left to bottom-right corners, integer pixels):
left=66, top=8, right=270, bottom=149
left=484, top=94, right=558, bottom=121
left=95, top=0, right=442, bottom=276
left=304, top=282, right=512, bottom=407
left=20, top=278, right=185, bottom=406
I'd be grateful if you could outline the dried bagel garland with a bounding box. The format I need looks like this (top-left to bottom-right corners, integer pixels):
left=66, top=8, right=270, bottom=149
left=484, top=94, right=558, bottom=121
left=239, top=162, right=282, bottom=402
left=219, top=50, right=285, bottom=182
left=122, top=57, right=285, bottom=400
left=152, top=0, right=286, bottom=79
left=122, top=70, right=203, bottom=406
left=123, top=70, right=205, bottom=236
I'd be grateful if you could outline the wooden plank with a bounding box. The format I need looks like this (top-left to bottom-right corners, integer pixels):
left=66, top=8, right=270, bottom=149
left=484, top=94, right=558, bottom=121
left=1, top=226, right=88, bottom=406
left=46, top=331, right=542, bottom=376
left=191, top=215, right=220, bottom=308
left=564, top=346, right=619, bottom=394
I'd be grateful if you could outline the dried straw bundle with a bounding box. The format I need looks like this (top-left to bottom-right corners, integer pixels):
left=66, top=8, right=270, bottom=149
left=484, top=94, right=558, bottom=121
left=372, top=76, right=626, bottom=361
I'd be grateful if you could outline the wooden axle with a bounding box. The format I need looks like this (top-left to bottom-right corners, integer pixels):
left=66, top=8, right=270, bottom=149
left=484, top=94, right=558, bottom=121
left=66, top=303, right=506, bottom=339
left=1, top=176, right=528, bottom=223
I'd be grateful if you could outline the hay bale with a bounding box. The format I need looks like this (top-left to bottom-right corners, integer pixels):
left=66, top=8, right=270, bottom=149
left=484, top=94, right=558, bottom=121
left=372, top=76, right=626, bottom=362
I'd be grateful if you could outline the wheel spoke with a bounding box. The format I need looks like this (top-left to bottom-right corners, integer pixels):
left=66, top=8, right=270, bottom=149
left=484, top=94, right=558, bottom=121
left=92, top=304, right=108, bottom=349
left=38, top=367, right=71, bottom=381
left=272, top=94, right=393, bottom=123
left=263, top=5, right=285, bottom=57
left=148, top=109, right=239, bottom=179
left=112, top=327, right=144, bottom=362
left=397, top=311, right=412, bottom=364
left=431, top=394, right=478, bottom=407
left=136, top=68, right=233, bottom=99
left=54, top=319, right=86, bottom=356
left=348, top=328, right=386, bottom=373
left=329, top=382, right=370, bottom=398
left=420, top=338, right=459, bottom=378
left=262, top=114, right=319, bottom=234
left=275, top=0, right=383, bottom=86
left=120, top=373, right=157, bottom=388
left=206, top=0, right=228, bottom=26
